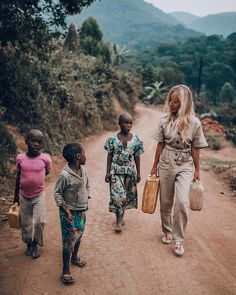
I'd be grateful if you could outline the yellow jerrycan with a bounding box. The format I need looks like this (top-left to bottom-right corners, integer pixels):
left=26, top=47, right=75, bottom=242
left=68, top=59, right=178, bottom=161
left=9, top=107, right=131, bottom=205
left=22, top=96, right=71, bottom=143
left=142, top=175, right=160, bottom=214
left=7, top=204, right=21, bottom=229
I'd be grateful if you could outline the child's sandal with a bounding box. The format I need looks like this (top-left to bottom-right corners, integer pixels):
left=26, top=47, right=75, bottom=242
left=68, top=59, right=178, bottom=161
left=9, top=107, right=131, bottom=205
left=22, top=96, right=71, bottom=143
left=60, top=273, right=74, bottom=284
left=71, top=258, right=87, bottom=268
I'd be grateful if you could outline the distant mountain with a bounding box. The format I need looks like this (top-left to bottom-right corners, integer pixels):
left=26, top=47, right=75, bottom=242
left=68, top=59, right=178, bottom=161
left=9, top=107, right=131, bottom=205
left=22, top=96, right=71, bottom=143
left=67, top=0, right=202, bottom=51
left=171, top=12, right=199, bottom=26
left=189, top=12, right=236, bottom=37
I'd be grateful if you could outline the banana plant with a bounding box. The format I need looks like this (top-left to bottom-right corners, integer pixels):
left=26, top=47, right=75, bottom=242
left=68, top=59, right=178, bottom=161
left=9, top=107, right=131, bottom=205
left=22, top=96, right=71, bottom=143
left=109, top=44, right=131, bottom=65
left=143, top=80, right=166, bottom=104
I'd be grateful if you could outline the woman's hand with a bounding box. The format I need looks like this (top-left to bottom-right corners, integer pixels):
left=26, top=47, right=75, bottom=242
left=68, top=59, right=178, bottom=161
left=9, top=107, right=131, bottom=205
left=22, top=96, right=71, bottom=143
left=105, top=173, right=110, bottom=183
left=193, top=170, right=200, bottom=182
left=150, top=166, right=158, bottom=177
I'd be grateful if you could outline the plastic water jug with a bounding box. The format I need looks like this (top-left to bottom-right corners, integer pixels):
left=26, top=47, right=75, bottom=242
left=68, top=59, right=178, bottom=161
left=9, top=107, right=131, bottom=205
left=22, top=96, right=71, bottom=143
left=189, top=181, right=204, bottom=211
left=7, top=205, right=21, bottom=229
left=142, top=175, right=160, bottom=214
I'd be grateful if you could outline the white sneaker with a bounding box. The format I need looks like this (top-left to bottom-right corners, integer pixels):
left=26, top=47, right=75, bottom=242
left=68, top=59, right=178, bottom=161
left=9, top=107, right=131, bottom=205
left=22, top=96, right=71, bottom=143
left=174, top=242, right=184, bottom=256
left=161, top=234, right=172, bottom=244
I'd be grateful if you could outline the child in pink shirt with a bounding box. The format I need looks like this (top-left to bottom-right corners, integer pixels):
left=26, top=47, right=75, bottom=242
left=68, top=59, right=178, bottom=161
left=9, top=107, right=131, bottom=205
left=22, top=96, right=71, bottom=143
left=14, top=129, right=52, bottom=258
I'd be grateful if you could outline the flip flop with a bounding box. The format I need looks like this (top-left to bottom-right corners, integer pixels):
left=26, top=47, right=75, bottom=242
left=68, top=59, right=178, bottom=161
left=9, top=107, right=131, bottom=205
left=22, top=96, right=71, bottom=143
left=71, top=258, right=87, bottom=268
left=60, top=273, right=74, bottom=284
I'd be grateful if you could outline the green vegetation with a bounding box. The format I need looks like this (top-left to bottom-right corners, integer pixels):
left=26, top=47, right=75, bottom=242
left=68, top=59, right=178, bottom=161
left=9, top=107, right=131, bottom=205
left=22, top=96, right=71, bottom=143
left=206, top=136, right=223, bottom=151
left=172, top=12, right=236, bottom=37
left=69, top=0, right=202, bottom=51
left=207, top=158, right=236, bottom=174
left=0, top=0, right=98, bottom=49
left=206, top=158, right=236, bottom=193
left=189, top=13, right=236, bottom=37
left=132, top=34, right=236, bottom=102
left=0, top=1, right=142, bottom=196
left=79, top=17, right=111, bottom=63
left=126, top=33, right=236, bottom=144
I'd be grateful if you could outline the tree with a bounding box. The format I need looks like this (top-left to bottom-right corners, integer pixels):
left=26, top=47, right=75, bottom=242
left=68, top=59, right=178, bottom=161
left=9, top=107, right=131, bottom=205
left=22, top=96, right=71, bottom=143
left=204, top=62, right=235, bottom=104
left=0, top=0, right=98, bottom=50
left=141, top=64, right=159, bottom=87
left=63, top=23, right=79, bottom=53
left=79, top=17, right=103, bottom=56
left=110, top=44, right=131, bottom=66
left=0, top=1, right=99, bottom=125
left=79, top=17, right=111, bottom=63
left=159, top=64, right=185, bottom=88
left=142, top=80, right=166, bottom=105
left=219, top=82, right=236, bottom=103
left=79, top=17, right=103, bottom=42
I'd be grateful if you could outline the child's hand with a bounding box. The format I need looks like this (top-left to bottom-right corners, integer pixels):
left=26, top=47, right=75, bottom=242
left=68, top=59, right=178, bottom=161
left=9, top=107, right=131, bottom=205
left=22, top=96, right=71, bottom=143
left=136, top=175, right=141, bottom=183
left=66, top=210, right=74, bottom=223
left=105, top=173, right=110, bottom=183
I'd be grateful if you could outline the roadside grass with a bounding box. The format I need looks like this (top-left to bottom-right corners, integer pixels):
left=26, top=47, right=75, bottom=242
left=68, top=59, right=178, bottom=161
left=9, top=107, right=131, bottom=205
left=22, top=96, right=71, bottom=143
left=204, top=157, right=236, bottom=194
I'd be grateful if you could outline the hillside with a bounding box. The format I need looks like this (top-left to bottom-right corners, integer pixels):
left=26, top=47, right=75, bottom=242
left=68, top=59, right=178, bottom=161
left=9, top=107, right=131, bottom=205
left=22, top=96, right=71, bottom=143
left=67, top=0, right=202, bottom=51
left=171, top=11, right=199, bottom=26
left=189, top=12, right=236, bottom=37
left=0, top=43, right=142, bottom=196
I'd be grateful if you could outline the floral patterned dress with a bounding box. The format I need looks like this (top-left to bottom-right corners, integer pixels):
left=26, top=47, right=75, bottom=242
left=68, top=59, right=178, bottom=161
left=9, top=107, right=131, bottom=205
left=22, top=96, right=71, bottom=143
left=104, top=134, right=144, bottom=214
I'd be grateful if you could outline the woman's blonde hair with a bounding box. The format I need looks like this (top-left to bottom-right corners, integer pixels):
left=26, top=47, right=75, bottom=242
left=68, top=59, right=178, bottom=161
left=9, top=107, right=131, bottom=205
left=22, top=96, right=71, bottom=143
left=165, top=84, right=195, bottom=138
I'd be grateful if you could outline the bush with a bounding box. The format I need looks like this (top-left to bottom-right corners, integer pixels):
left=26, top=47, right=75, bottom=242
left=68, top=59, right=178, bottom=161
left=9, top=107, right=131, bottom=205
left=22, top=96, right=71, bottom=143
left=0, top=123, right=17, bottom=175
left=0, top=42, right=142, bottom=195
left=229, top=175, right=236, bottom=191
left=206, top=135, right=223, bottom=150
left=226, top=128, right=236, bottom=146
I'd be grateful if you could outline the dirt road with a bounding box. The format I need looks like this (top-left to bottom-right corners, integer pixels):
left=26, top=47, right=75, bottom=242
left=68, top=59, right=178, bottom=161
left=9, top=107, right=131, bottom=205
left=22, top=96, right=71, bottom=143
left=0, top=105, right=236, bottom=295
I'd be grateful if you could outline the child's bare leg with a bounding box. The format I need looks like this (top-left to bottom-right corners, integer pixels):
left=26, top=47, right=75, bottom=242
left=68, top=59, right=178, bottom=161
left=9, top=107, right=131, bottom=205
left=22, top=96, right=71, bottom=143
left=25, top=243, right=33, bottom=256
left=32, top=241, right=40, bottom=259
left=63, top=251, right=71, bottom=274
left=121, top=211, right=125, bottom=226
left=71, top=241, right=87, bottom=268
left=115, top=212, right=123, bottom=232
left=61, top=251, right=73, bottom=284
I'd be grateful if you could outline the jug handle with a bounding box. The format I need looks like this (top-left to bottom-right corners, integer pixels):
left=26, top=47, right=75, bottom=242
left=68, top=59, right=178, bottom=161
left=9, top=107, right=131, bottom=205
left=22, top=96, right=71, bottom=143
left=148, top=174, right=157, bottom=179
left=12, top=205, right=18, bottom=211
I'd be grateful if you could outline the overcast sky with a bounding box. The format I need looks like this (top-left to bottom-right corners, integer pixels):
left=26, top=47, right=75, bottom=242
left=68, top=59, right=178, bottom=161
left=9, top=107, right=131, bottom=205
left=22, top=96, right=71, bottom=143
left=144, top=0, right=236, bottom=17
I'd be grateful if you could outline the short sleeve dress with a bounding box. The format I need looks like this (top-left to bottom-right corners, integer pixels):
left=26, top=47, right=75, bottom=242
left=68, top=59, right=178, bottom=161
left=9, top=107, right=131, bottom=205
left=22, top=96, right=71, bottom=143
left=104, top=134, right=144, bottom=214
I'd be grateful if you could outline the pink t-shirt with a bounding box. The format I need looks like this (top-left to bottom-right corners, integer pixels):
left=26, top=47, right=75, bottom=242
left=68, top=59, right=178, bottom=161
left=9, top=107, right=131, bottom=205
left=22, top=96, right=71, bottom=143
left=16, top=153, right=52, bottom=198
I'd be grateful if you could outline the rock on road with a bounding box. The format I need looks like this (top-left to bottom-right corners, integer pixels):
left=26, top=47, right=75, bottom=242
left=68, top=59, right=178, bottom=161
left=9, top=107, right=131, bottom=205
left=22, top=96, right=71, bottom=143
left=0, top=105, right=236, bottom=295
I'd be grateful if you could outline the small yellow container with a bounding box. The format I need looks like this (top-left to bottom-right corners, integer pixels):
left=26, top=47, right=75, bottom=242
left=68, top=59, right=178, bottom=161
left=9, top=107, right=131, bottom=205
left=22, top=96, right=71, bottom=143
left=142, top=175, right=160, bottom=214
left=7, top=205, right=21, bottom=229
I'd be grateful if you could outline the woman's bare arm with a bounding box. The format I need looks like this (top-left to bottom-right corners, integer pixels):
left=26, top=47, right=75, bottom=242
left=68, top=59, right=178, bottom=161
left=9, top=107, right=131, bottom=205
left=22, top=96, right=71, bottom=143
left=150, top=142, right=165, bottom=176
left=192, top=147, right=200, bottom=181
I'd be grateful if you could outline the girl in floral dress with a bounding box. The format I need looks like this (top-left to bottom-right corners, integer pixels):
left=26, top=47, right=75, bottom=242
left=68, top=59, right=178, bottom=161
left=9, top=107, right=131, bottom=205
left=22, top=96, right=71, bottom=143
left=104, top=113, right=144, bottom=232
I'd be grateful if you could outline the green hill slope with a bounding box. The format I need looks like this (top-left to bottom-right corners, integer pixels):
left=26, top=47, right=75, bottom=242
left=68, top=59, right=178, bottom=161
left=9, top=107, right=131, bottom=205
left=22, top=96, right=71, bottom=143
left=189, top=12, right=236, bottom=37
left=67, top=0, right=202, bottom=51
left=171, top=11, right=199, bottom=26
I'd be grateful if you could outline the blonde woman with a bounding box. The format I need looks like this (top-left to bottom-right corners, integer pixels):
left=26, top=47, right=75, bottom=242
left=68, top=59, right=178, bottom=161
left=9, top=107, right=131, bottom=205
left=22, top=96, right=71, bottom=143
left=150, top=85, right=208, bottom=256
